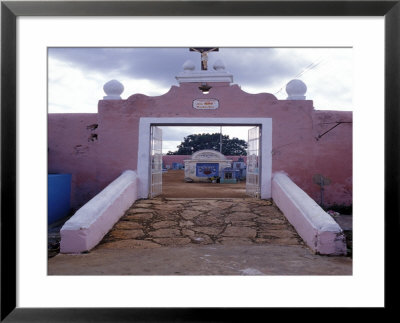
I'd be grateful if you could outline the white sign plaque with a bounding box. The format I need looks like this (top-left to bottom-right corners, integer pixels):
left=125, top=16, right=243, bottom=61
left=193, top=99, right=219, bottom=110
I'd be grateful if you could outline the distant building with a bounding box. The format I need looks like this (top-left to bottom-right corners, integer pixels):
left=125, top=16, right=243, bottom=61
left=184, top=150, right=232, bottom=182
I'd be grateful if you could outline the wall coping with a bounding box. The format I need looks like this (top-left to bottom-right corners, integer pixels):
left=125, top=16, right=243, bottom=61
left=272, top=172, right=347, bottom=255
left=60, top=170, right=138, bottom=253
left=62, top=170, right=136, bottom=230
left=273, top=173, right=340, bottom=231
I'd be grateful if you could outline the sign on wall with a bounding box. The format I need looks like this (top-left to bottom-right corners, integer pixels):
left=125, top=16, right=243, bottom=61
left=193, top=99, right=219, bottom=110
left=196, top=163, right=219, bottom=177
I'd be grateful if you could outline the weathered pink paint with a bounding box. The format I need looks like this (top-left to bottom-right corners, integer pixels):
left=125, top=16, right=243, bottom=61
left=60, top=170, right=137, bottom=253
left=48, top=82, right=352, bottom=209
left=48, top=113, right=99, bottom=209
left=272, top=172, right=347, bottom=255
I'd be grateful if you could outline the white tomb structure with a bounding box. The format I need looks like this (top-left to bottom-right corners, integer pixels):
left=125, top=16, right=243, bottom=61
left=184, top=150, right=232, bottom=182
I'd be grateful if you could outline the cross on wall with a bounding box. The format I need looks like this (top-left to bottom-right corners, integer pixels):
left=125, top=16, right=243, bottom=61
left=189, top=48, right=219, bottom=70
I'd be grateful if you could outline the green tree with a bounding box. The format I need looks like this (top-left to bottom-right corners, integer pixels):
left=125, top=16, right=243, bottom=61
left=167, top=133, right=247, bottom=156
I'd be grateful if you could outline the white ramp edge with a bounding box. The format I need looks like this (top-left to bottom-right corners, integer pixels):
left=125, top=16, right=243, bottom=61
left=60, top=170, right=138, bottom=253
left=272, top=172, right=347, bottom=255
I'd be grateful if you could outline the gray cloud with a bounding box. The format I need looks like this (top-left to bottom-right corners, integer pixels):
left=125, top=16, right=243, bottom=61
left=48, top=47, right=311, bottom=91
left=48, top=47, right=353, bottom=112
left=50, top=47, right=194, bottom=88
left=219, top=48, right=309, bottom=89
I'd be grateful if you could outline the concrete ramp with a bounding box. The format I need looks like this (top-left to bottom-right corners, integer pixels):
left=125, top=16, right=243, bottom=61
left=60, top=170, right=138, bottom=253
left=272, top=172, right=347, bottom=255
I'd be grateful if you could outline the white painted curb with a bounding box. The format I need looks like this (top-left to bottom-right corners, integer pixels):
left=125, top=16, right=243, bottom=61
left=60, top=170, right=138, bottom=253
left=272, top=172, right=347, bottom=255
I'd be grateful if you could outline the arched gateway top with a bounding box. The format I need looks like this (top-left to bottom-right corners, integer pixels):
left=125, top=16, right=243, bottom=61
left=191, top=150, right=227, bottom=161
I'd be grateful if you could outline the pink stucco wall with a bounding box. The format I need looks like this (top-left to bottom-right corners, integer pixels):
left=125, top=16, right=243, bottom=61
left=48, top=113, right=100, bottom=209
left=48, top=82, right=352, bottom=209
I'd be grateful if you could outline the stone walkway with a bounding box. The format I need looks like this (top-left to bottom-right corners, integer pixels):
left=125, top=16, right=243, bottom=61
left=49, top=198, right=353, bottom=275
left=96, top=198, right=305, bottom=250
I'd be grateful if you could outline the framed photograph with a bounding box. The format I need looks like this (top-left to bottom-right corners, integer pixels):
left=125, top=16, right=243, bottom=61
left=2, top=0, right=399, bottom=321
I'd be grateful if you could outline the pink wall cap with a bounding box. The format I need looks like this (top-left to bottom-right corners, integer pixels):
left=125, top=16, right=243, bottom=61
left=126, top=93, right=150, bottom=101
left=103, top=79, right=124, bottom=100
left=286, top=79, right=307, bottom=100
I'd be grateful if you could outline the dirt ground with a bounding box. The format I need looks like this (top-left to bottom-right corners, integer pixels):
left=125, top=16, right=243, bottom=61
left=48, top=198, right=352, bottom=275
left=161, top=170, right=248, bottom=198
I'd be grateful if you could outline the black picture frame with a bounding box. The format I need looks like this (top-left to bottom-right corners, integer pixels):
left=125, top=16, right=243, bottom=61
left=1, top=1, right=399, bottom=321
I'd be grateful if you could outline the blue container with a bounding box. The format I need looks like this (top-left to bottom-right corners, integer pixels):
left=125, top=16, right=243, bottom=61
left=48, top=174, right=71, bottom=225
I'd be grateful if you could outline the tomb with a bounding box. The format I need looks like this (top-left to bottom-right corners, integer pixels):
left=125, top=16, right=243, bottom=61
left=232, top=157, right=247, bottom=180
left=184, top=150, right=232, bottom=183
left=220, top=167, right=241, bottom=184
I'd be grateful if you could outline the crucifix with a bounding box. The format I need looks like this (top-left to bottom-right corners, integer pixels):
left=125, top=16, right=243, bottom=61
left=190, top=47, right=219, bottom=70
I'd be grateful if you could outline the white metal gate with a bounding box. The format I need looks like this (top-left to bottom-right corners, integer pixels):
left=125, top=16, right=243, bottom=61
left=150, top=126, right=163, bottom=198
left=246, top=126, right=260, bottom=198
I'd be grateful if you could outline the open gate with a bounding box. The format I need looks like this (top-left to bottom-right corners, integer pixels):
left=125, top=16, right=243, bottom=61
left=150, top=126, right=163, bottom=198
left=246, top=126, right=261, bottom=198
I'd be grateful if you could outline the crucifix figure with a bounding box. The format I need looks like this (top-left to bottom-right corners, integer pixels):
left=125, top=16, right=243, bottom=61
left=190, top=47, right=219, bottom=70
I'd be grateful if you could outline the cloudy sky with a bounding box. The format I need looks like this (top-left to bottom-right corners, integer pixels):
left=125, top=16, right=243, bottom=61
left=48, top=47, right=353, bottom=153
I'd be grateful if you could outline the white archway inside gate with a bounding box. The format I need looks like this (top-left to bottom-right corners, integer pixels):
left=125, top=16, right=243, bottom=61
left=137, top=118, right=272, bottom=199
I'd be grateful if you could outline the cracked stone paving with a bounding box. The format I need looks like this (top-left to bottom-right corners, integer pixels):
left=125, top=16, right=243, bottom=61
left=95, top=198, right=305, bottom=251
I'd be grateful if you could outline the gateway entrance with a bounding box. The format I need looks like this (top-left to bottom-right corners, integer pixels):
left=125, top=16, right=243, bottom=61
left=138, top=118, right=272, bottom=200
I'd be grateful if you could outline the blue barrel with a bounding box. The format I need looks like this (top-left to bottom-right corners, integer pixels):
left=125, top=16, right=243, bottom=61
left=48, top=174, right=71, bottom=225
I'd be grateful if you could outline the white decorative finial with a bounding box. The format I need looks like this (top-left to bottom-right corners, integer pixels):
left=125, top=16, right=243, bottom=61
left=213, top=59, right=226, bottom=71
left=103, top=79, right=124, bottom=100
left=183, top=60, right=196, bottom=71
left=286, top=79, right=307, bottom=100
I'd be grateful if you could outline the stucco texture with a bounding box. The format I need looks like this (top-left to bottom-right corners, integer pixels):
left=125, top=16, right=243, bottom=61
left=48, top=82, right=352, bottom=209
